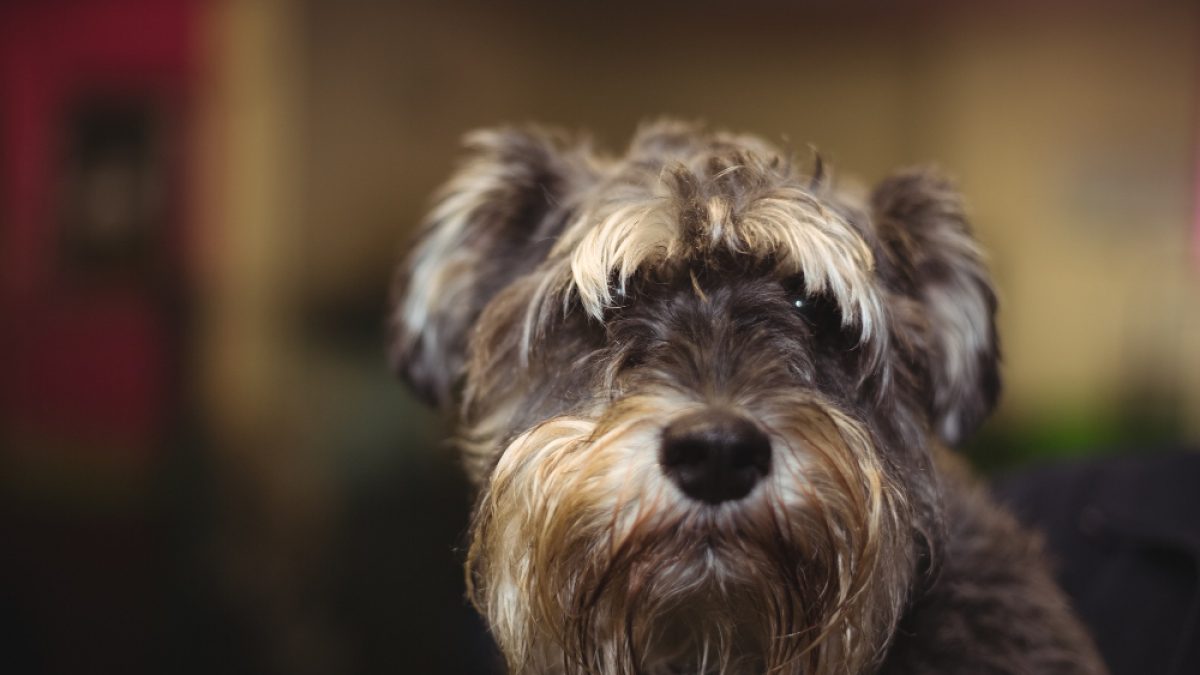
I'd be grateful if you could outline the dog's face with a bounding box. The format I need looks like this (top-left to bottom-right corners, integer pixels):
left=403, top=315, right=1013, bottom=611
left=391, top=122, right=1000, bottom=674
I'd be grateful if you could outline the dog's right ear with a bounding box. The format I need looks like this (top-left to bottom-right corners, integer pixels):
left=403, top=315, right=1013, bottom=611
left=870, top=168, right=1001, bottom=448
left=390, top=127, right=600, bottom=410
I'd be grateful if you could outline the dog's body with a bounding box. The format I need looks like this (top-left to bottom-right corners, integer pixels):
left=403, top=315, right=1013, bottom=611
left=390, top=122, right=1105, bottom=674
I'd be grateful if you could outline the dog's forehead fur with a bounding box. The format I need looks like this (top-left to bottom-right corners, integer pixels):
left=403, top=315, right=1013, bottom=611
left=527, top=125, right=887, bottom=363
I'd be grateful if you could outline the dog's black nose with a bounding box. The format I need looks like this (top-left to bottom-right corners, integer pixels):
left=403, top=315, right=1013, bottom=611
left=660, top=411, right=772, bottom=504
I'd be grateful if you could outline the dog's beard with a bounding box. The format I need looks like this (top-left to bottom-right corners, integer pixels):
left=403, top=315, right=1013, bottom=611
left=466, top=393, right=915, bottom=675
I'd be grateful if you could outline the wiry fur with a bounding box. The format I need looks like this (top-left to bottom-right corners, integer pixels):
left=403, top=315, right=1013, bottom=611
left=467, top=392, right=911, bottom=673
left=390, top=121, right=1105, bottom=674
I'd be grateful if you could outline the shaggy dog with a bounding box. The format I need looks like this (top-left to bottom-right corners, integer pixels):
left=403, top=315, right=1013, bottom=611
left=390, top=121, right=1106, bottom=674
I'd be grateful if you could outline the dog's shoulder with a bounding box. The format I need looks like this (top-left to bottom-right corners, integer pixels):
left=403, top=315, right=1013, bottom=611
left=881, top=450, right=1107, bottom=674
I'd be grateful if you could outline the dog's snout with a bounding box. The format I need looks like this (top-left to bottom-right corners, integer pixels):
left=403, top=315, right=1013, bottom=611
left=659, top=411, right=772, bottom=504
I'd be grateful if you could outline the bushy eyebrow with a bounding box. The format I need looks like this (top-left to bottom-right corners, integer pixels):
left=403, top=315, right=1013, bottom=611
left=522, top=182, right=887, bottom=367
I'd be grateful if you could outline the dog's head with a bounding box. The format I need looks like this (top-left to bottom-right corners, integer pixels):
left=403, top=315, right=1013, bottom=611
left=390, top=121, right=999, bottom=674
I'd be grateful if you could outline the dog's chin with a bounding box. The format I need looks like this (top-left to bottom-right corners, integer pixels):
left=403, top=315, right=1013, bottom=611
left=637, top=604, right=769, bottom=675
left=554, top=515, right=822, bottom=674
left=623, top=558, right=776, bottom=675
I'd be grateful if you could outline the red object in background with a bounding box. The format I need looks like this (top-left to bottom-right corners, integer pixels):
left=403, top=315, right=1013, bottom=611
left=0, top=4, right=203, bottom=674
left=6, top=294, right=170, bottom=453
left=0, top=0, right=199, bottom=461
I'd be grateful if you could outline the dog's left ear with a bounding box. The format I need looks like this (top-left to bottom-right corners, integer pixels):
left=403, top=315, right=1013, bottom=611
left=870, top=168, right=1001, bottom=447
left=390, top=127, right=599, bottom=410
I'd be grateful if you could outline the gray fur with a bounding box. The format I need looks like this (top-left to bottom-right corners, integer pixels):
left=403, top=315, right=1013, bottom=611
left=390, top=122, right=1105, bottom=674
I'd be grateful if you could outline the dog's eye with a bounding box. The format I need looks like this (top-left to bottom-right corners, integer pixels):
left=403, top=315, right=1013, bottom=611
left=782, top=276, right=842, bottom=328
left=782, top=276, right=811, bottom=314
left=792, top=293, right=827, bottom=324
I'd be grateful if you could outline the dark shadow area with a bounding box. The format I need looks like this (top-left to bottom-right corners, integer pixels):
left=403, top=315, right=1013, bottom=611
left=995, top=449, right=1200, bottom=675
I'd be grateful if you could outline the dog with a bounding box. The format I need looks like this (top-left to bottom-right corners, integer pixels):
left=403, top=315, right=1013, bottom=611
left=389, top=121, right=1106, bottom=674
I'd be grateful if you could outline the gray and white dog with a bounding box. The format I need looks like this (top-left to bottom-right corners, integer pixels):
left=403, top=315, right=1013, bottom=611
left=390, top=121, right=1106, bottom=675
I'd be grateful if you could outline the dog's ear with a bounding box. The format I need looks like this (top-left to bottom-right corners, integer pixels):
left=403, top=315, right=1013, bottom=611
left=871, top=168, right=1000, bottom=447
left=390, top=127, right=599, bottom=410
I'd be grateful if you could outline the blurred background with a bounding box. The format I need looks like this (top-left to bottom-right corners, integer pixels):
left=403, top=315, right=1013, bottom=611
left=1, top=1, right=1197, bottom=673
